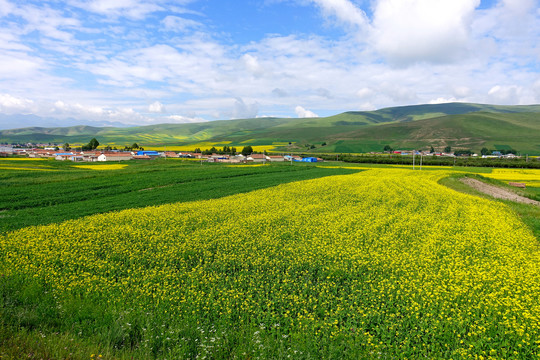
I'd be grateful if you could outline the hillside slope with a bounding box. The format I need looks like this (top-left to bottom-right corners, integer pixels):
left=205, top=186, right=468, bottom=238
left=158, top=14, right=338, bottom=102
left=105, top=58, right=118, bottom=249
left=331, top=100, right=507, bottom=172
left=1, top=103, right=539, bottom=154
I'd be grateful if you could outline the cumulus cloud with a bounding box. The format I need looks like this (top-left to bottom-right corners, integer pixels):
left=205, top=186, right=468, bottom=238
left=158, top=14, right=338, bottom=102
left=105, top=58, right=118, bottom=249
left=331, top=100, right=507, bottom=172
left=165, top=115, right=207, bottom=124
left=356, top=87, right=374, bottom=99
left=242, top=54, right=265, bottom=77
left=148, top=101, right=166, bottom=113
left=371, top=0, right=480, bottom=65
left=233, top=98, right=259, bottom=119
left=0, top=93, right=35, bottom=113
left=295, top=106, right=318, bottom=118
left=272, top=88, right=288, bottom=97
left=487, top=85, right=522, bottom=104
left=310, top=0, right=369, bottom=29
left=429, top=97, right=458, bottom=104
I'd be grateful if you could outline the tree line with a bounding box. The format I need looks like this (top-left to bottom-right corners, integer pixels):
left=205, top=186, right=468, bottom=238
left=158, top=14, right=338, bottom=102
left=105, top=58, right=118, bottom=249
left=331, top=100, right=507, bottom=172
left=193, top=145, right=256, bottom=156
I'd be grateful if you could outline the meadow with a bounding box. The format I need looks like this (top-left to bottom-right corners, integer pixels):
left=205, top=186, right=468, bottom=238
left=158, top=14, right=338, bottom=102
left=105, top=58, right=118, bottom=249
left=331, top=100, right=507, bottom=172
left=1, top=161, right=540, bottom=359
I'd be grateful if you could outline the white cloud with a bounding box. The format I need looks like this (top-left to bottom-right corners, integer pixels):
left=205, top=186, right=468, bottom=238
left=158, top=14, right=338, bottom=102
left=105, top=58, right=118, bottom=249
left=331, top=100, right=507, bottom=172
left=233, top=98, right=259, bottom=119
left=371, top=0, right=480, bottom=65
left=429, top=97, right=458, bottom=104
left=310, top=0, right=369, bottom=29
left=295, top=105, right=318, bottom=118
left=356, top=87, right=374, bottom=99
left=71, top=0, right=163, bottom=19
left=487, top=85, right=522, bottom=104
left=242, top=54, right=265, bottom=77
left=165, top=115, right=207, bottom=124
left=148, top=101, right=166, bottom=113
left=0, top=93, right=35, bottom=113
left=162, top=15, right=202, bottom=32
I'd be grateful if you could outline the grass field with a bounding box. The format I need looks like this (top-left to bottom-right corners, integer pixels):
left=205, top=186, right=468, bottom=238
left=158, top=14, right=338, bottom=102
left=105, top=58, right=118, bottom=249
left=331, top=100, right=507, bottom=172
left=2, top=161, right=540, bottom=359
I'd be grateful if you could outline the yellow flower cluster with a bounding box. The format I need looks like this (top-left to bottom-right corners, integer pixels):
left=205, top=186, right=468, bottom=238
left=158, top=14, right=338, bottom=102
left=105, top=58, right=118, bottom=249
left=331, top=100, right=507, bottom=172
left=483, top=168, right=540, bottom=187
left=72, top=164, right=128, bottom=170
left=1, top=168, right=539, bottom=357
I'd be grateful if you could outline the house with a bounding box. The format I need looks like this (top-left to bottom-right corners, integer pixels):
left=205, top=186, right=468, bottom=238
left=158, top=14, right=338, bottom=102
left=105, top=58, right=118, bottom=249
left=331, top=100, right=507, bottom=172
left=80, top=152, right=100, bottom=162
left=137, top=150, right=160, bottom=158
left=133, top=154, right=152, bottom=160
left=162, top=151, right=179, bottom=158
left=268, top=155, right=285, bottom=162
left=300, top=157, right=318, bottom=163
left=54, top=152, right=75, bottom=161
left=247, top=154, right=270, bottom=162
left=97, top=152, right=133, bottom=161
left=0, top=145, right=13, bottom=154
left=28, top=149, right=56, bottom=158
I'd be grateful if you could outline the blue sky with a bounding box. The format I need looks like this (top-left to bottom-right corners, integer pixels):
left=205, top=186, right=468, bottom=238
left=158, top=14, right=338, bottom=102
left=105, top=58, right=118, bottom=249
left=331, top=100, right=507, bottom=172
left=0, top=0, right=538, bottom=127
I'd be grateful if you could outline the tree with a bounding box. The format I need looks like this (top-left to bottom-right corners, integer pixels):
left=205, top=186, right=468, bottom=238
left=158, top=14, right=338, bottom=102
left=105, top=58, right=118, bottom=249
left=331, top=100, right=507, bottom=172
left=88, top=138, right=100, bottom=150
left=383, top=145, right=394, bottom=152
left=430, top=145, right=435, bottom=153
left=131, top=143, right=139, bottom=150
left=480, top=147, right=490, bottom=156
left=62, top=143, right=71, bottom=151
left=444, top=145, right=452, bottom=153
left=241, top=146, right=253, bottom=156
left=194, top=148, right=201, bottom=153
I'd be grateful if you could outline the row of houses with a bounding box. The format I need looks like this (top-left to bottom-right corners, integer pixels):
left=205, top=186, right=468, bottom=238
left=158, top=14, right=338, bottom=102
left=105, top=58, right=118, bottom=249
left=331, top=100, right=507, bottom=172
left=16, top=148, right=324, bottom=163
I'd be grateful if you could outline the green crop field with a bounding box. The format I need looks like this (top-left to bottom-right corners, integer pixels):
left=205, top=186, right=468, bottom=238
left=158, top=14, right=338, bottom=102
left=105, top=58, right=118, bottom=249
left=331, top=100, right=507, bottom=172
left=0, top=159, right=357, bottom=233
left=2, top=160, right=540, bottom=359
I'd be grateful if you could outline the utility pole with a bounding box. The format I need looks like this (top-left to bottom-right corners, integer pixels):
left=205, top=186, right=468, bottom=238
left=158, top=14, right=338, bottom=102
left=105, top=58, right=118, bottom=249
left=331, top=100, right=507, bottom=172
left=413, top=150, right=415, bottom=170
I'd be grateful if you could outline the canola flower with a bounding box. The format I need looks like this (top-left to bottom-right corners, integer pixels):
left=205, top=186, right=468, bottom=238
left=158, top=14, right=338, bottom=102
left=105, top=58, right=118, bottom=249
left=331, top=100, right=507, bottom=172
left=72, top=164, right=128, bottom=170
left=483, top=169, right=540, bottom=187
left=1, top=168, right=540, bottom=358
left=0, top=157, right=47, bottom=161
left=0, top=165, right=56, bottom=171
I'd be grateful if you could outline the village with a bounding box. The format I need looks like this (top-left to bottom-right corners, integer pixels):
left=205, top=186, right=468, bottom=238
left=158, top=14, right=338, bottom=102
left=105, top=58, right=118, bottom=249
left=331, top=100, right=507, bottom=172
left=0, top=145, right=323, bottom=163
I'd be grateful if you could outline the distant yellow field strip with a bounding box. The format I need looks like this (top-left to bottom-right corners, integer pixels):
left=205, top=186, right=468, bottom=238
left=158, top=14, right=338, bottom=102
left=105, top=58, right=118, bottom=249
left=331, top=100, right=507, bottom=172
left=72, top=164, right=128, bottom=170
left=0, top=165, right=55, bottom=171
left=483, top=169, right=540, bottom=187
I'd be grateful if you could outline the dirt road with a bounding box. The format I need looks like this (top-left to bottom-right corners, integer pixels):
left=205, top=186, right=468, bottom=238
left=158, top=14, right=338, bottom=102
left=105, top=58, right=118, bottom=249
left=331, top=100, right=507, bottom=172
left=460, top=178, right=540, bottom=206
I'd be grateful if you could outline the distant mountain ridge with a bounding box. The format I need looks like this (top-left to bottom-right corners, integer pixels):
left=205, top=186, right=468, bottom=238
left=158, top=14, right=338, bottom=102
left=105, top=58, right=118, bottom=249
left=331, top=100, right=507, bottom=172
left=1, top=103, right=540, bottom=154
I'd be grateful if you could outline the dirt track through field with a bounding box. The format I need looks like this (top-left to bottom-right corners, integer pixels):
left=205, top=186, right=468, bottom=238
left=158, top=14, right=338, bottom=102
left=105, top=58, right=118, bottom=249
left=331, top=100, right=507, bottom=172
left=460, top=178, right=540, bottom=206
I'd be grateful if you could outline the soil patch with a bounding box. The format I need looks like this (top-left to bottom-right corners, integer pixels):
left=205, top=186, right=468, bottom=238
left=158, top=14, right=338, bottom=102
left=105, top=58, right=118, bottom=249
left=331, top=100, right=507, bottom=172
left=460, top=178, right=540, bottom=206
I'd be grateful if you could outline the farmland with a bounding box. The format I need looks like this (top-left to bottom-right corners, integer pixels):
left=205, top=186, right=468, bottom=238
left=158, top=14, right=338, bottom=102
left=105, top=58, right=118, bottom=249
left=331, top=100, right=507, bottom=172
left=2, top=161, right=540, bottom=359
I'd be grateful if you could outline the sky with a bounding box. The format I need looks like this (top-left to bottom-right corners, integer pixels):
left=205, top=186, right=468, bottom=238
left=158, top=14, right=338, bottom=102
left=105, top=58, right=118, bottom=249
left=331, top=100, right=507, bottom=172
left=0, top=0, right=539, bottom=128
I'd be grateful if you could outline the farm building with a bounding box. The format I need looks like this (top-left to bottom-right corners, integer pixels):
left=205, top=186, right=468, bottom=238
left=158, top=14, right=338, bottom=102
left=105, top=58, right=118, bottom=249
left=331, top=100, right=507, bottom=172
left=133, top=154, right=152, bottom=160
left=137, top=150, right=160, bottom=158
left=299, top=157, right=318, bottom=163
left=162, top=151, right=180, bottom=158
left=97, top=153, right=133, bottom=161
left=247, top=154, right=270, bottom=162
left=268, top=155, right=285, bottom=162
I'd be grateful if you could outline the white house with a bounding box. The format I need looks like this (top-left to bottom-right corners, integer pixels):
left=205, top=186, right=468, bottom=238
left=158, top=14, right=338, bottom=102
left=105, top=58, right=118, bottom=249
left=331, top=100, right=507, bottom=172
left=97, top=153, right=133, bottom=161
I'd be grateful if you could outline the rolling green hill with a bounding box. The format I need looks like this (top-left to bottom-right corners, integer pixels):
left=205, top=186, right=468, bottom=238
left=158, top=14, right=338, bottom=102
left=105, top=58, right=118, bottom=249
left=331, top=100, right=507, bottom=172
left=1, top=102, right=540, bottom=154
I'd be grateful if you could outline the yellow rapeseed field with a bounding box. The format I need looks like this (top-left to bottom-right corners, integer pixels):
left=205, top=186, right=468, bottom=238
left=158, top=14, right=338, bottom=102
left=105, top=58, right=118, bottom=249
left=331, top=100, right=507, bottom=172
left=1, top=168, right=539, bottom=358
left=483, top=168, right=540, bottom=187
